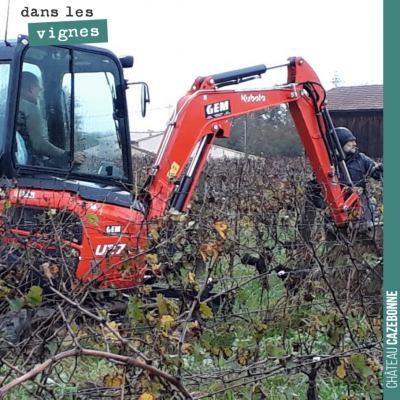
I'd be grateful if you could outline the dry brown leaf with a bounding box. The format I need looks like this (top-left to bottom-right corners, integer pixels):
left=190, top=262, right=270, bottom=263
left=188, top=272, right=196, bottom=284
left=146, top=254, right=159, bottom=266
left=104, top=321, right=121, bottom=342
left=138, top=392, right=155, bottom=400
left=336, top=361, right=346, bottom=379
left=182, top=343, right=192, bottom=354
left=103, top=374, right=123, bottom=387
left=214, top=221, right=229, bottom=240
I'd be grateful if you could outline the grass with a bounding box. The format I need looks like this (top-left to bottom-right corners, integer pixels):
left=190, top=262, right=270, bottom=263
left=3, top=356, right=116, bottom=400
left=2, top=222, right=382, bottom=399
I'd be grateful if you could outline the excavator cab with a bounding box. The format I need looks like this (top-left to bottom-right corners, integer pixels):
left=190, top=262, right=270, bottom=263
left=0, top=35, right=152, bottom=290
left=0, top=35, right=136, bottom=188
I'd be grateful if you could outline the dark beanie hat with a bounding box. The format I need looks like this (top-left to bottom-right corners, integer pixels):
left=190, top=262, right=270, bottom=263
left=335, top=127, right=356, bottom=147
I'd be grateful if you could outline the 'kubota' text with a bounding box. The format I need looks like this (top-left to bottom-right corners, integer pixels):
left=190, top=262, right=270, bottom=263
left=241, top=94, right=266, bottom=102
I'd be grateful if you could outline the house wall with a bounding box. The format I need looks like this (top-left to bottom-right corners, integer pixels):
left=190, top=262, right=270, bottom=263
left=131, top=132, right=251, bottom=159
left=330, top=110, right=383, bottom=158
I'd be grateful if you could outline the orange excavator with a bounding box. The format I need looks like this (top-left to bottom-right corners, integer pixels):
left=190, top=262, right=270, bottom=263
left=0, top=35, right=361, bottom=292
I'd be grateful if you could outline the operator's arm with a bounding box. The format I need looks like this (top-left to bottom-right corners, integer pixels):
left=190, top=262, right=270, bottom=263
left=24, top=102, right=66, bottom=158
left=360, top=153, right=383, bottom=180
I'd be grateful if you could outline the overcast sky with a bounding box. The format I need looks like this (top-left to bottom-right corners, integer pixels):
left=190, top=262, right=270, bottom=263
left=0, top=0, right=383, bottom=131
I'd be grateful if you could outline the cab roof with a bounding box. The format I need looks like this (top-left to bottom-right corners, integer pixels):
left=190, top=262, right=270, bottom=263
left=0, top=35, right=121, bottom=63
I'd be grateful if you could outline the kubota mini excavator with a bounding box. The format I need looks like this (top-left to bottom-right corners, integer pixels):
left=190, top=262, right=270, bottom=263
left=0, top=35, right=362, bottom=294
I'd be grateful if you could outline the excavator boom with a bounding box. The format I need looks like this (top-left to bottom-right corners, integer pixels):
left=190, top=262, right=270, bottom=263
left=144, top=57, right=360, bottom=227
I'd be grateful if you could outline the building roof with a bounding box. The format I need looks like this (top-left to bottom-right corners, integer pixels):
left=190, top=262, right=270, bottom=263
left=326, top=84, right=383, bottom=111
left=131, top=131, right=165, bottom=143
left=131, top=145, right=155, bottom=157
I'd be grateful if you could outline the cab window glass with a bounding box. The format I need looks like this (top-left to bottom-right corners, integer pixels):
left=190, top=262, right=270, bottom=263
left=16, top=47, right=70, bottom=167
left=15, top=47, right=127, bottom=179
left=63, top=65, right=124, bottom=177
left=0, top=64, right=10, bottom=144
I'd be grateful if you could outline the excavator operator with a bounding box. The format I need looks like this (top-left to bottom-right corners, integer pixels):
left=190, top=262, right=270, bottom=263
left=16, top=71, right=86, bottom=167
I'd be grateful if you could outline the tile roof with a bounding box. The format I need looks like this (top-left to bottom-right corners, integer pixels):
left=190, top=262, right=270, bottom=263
left=326, top=85, right=383, bottom=111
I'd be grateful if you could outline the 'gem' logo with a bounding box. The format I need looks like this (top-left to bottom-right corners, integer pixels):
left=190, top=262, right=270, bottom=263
left=105, top=225, right=122, bottom=235
left=205, top=100, right=231, bottom=119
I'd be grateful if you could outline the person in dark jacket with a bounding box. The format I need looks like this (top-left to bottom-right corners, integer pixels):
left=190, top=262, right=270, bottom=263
left=335, top=127, right=383, bottom=226
left=305, top=127, right=382, bottom=228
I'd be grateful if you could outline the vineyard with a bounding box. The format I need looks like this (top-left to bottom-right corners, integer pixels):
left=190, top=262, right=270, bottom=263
left=0, top=155, right=383, bottom=399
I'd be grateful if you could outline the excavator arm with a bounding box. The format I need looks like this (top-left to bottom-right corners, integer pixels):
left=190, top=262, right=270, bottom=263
left=143, top=57, right=361, bottom=227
